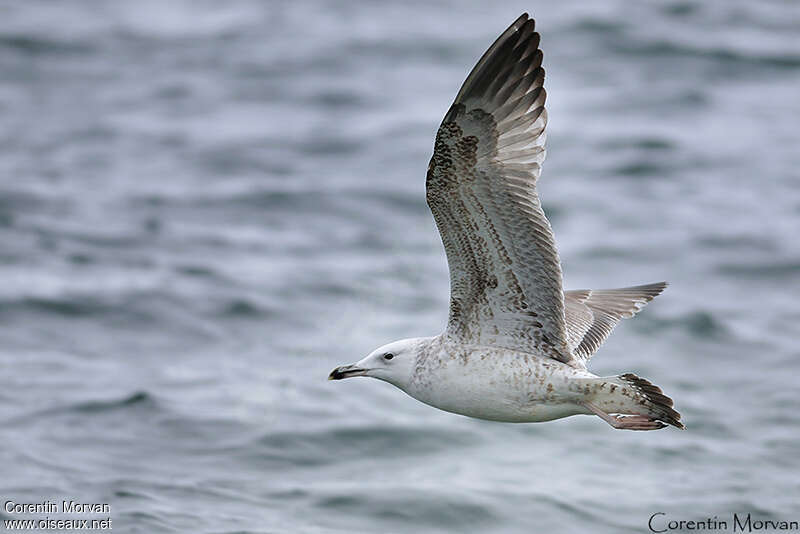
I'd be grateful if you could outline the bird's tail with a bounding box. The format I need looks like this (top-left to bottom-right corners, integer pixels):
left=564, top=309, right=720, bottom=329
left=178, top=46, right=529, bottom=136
left=589, top=373, right=684, bottom=429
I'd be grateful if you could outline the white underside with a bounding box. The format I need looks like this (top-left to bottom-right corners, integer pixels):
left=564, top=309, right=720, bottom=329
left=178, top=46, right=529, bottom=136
left=402, top=342, right=599, bottom=423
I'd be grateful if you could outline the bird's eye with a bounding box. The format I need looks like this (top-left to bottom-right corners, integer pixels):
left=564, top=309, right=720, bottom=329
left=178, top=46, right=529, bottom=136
left=383, top=353, right=394, bottom=360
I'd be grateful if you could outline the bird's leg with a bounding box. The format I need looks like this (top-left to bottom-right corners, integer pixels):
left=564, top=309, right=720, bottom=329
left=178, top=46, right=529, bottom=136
left=583, top=401, right=666, bottom=431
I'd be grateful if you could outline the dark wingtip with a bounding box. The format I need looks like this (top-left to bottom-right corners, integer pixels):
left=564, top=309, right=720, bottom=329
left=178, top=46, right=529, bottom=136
left=653, top=281, right=668, bottom=297
left=631, top=281, right=669, bottom=301
left=453, top=12, right=541, bottom=104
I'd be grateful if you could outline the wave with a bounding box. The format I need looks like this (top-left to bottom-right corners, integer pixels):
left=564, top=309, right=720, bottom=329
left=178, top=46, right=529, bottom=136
left=0, top=296, right=111, bottom=317
left=0, top=34, right=93, bottom=56
left=68, top=391, right=156, bottom=414
left=611, top=39, right=800, bottom=70
left=250, top=424, right=478, bottom=468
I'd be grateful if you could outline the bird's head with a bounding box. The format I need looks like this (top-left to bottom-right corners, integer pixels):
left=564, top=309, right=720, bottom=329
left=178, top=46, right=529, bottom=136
left=328, top=338, right=426, bottom=389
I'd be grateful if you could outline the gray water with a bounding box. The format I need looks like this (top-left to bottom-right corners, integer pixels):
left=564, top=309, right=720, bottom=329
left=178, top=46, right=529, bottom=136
left=1, top=1, right=799, bottom=533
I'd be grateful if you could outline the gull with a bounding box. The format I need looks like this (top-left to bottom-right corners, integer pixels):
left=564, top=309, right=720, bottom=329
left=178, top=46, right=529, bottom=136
left=329, top=13, right=683, bottom=431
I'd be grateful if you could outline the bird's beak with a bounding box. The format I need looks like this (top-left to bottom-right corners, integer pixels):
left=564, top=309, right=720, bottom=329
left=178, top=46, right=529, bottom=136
left=328, top=364, right=368, bottom=380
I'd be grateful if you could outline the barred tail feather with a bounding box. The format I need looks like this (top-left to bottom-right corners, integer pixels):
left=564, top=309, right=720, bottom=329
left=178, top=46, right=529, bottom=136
left=617, top=373, right=684, bottom=429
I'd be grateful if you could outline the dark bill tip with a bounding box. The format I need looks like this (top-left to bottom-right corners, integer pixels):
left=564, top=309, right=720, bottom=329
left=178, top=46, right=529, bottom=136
left=328, top=365, right=367, bottom=380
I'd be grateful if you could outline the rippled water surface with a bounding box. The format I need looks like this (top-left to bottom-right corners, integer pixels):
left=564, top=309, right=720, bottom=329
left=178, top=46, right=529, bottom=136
left=1, top=1, right=799, bottom=532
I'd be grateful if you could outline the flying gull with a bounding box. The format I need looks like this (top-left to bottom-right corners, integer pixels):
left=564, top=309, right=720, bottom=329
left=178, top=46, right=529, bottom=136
left=329, top=13, right=683, bottom=431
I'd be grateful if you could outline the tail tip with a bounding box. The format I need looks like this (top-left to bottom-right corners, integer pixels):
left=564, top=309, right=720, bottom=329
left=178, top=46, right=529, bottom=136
left=619, top=373, right=684, bottom=430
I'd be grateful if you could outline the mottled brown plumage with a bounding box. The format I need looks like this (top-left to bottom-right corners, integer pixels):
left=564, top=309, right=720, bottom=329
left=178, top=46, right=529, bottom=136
left=426, top=14, right=569, bottom=363
left=330, top=14, right=684, bottom=431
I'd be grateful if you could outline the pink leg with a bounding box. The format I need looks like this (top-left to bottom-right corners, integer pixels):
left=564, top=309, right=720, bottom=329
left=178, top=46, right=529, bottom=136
left=583, top=401, right=666, bottom=431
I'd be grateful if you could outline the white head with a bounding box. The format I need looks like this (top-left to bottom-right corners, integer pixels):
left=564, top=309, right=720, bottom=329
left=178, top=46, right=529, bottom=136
left=328, top=337, right=426, bottom=390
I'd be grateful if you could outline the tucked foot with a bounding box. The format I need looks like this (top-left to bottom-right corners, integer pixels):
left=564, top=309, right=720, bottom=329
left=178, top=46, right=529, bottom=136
left=584, top=401, right=667, bottom=431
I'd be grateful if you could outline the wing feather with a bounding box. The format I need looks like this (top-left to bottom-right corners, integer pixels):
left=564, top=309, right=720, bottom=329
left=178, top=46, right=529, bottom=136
left=564, top=282, right=667, bottom=363
left=427, top=14, right=575, bottom=364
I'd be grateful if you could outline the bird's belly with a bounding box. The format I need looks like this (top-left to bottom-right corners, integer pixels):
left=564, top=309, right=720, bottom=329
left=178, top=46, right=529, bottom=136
left=415, top=389, right=587, bottom=423
left=405, top=349, right=593, bottom=423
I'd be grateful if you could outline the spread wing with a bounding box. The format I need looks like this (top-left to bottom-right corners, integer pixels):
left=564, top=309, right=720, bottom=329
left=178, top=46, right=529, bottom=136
left=564, top=282, right=667, bottom=364
left=426, top=14, right=574, bottom=365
